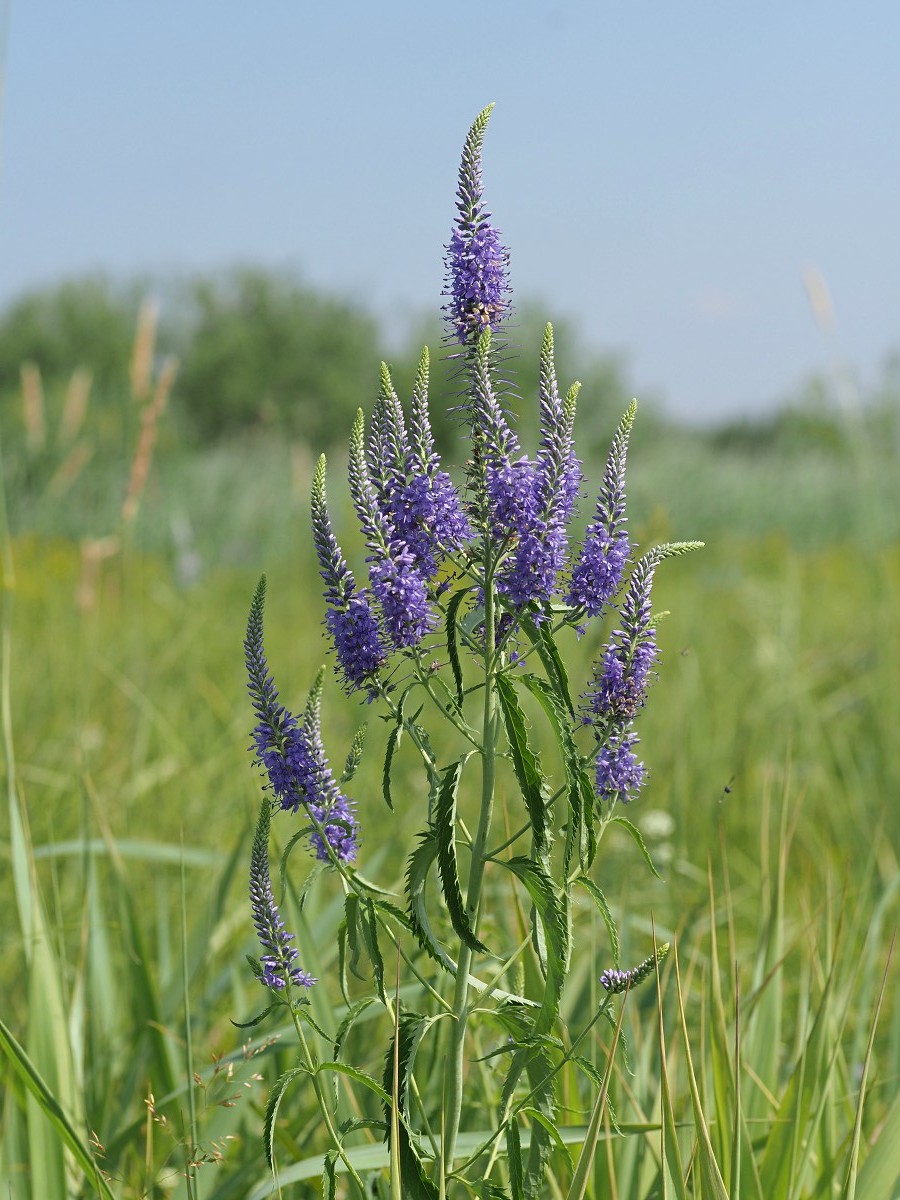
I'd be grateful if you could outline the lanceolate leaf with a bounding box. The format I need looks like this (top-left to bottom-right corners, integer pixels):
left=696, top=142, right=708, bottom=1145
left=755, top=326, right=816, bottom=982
left=383, top=684, right=415, bottom=811
left=518, top=673, right=593, bottom=872
left=611, top=816, right=662, bottom=880
left=435, top=758, right=488, bottom=954
left=405, top=830, right=455, bottom=971
left=264, top=1066, right=307, bottom=1171
left=446, top=587, right=470, bottom=708
left=360, top=896, right=387, bottom=1004
left=520, top=614, right=576, bottom=716
left=498, top=857, right=569, bottom=1030
left=574, top=877, right=620, bottom=967
left=496, top=674, right=550, bottom=859
left=333, top=996, right=378, bottom=1062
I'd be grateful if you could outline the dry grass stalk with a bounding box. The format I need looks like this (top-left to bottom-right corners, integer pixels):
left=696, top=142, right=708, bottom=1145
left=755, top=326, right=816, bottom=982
left=59, top=366, right=93, bottom=444
left=77, top=535, right=120, bottom=611
left=20, top=361, right=46, bottom=451
left=122, top=355, right=178, bottom=524
left=47, top=442, right=95, bottom=497
left=129, top=298, right=160, bottom=401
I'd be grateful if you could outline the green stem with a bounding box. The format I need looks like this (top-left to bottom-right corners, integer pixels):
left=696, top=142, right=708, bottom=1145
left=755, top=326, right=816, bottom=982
left=442, top=558, right=500, bottom=1176
left=290, top=1006, right=368, bottom=1197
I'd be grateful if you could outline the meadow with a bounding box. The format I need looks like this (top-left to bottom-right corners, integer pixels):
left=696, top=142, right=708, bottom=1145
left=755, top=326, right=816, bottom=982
left=0, top=305, right=898, bottom=1198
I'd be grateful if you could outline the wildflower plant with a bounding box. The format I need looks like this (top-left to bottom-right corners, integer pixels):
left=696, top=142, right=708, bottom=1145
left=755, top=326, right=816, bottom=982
left=241, top=105, right=700, bottom=1197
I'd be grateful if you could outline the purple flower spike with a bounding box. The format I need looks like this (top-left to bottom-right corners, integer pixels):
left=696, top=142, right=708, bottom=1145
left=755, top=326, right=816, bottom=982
left=349, top=410, right=435, bottom=650
left=301, top=673, right=360, bottom=864
left=245, top=583, right=361, bottom=862
left=501, top=327, right=582, bottom=606
left=312, top=454, right=387, bottom=689
left=250, top=800, right=317, bottom=991
left=569, top=401, right=636, bottom=617
left=443, top=104, right=511, bottom=344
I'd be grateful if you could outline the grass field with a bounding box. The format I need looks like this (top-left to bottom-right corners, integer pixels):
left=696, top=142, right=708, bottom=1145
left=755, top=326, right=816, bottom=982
left=1, top=390, right=898, bottom=1196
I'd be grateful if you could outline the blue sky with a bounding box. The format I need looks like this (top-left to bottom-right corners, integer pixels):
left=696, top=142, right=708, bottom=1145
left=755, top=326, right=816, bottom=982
left=1, top=1, right=898, bottom=421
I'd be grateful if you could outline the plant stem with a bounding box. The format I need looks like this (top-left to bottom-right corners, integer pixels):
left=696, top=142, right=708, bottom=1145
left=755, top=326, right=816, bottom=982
left=442, top=559, right=500, bottom=1176
left=290, top=1005, right=368, bottom=1197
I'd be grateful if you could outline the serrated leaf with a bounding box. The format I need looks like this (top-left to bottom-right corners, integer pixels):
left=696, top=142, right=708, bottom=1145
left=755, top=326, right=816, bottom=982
left=519, top=615, right=576, bottom=716
left=405, top=830, right=454, bottom=971
left=575, top=877, right=619, bottom=966
left=611, top=816, right=662, bottom=880
left=315, top=1061, right=392, bottom=1106
left=344, top=893, right=365, bottom=981
left=333, top=997, right=378, bottom=1061
left=382, top=724, right=401, bottom=811
left=498, top=857, right=569, bottom=1030
left=360, top=896, right=387, bottom=1004
left=230, top=1002, right=282, bottom=1029
left=496, top=674, right=550, bottom=859
left=507, top=1118, right=525, bottom=1200
left=323, top=1149, right=337, bottom=1200
left=264, top=1066, right=307, bottom=1171
left=518, top=672, right=589, bottom=873
left=446, top=587, right=470, bottom=707
left=435, top=758, right=488, bottom=954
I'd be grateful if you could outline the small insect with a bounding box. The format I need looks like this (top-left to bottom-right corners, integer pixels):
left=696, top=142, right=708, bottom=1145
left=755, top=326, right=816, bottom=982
left=719, top=774, right=736, bottom=802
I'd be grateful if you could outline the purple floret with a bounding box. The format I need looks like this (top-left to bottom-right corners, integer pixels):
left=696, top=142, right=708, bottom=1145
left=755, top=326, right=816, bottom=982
left=326, top=596, right=386, bottom=690
left=568, top=530, right=630, bottom=617
left=594, top=733, right=646, bottom=802
left=369, top=541, right=436, bottom=649
left=444, top=223, right=510, bottom=344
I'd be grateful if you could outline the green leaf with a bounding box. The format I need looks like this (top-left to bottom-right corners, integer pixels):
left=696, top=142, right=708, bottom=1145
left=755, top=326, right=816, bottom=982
left=519, top=614, right=576, bottom=716
left=518, top=672, right=592, bottom=872
left=610, top=816, right=662, bottom=880
left=0, top=1015, right=117, bottom=1200
left=435, top=758, right=488, bottom=954
left=230, top=1003, right=282, bottom=1030
left=496, top=674, right=550, bottom=859
left=382, top=724, right=400, bottom=811
left=575, top=877, right=619, bottom=967
left=323, top=1150, right=338, bottom=1200
left=360, top=896, right=387, bottom=1004
left=446, top=587, right=470, bottom=708
left=264, top=1066, right=307, bottom=1171
left=507, top=1118, right=525, bottom=1200
left=499, top=857, right=569, bottom=1030
left=405, top=830, right=454, bottom=971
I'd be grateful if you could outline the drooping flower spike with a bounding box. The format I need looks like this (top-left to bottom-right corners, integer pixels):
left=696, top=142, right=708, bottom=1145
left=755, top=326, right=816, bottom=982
left=599, top=943, right=670, bottom=995
left=249, top=799, right=317, bottom=990
left=443, top=103, right=511, bottom=344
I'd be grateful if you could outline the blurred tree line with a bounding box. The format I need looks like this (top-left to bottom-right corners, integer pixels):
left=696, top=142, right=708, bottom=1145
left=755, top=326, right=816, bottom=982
left=0, top=270, right=640, bottom=456
left=1, top=268, right=897, bottom=469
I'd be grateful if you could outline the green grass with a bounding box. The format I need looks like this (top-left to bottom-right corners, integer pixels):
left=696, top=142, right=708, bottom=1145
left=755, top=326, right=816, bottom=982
left=1, top=418, right=898, bottom=1196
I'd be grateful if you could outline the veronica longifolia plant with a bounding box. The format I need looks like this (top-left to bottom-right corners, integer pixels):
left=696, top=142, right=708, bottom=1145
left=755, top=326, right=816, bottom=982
left=241, top=104, right=700, bottom=1198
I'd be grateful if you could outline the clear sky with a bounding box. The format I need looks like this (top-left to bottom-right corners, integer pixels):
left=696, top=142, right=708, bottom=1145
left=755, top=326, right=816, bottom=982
left=1, top=1, right=898, bottom=421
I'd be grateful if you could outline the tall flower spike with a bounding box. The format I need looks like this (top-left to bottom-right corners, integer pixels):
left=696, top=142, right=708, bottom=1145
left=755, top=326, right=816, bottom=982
left=501, top=327, right=583, bottom=607
left=443, top=104, right=511, bottom=344
left=244, top=575, right=320, bottom=811
left=312, top=455, right=386, bottom=689
left=245, top=585, right=360, bottom=864
left=582, top=541, right=703, bottom=728
left=300, top=669, right=360, bottom=864
left=393, top=348, right=471, bottom=576
left=349, top=410, right=434, bottom=650
left=250, top=799, right=316, bottom=990
left=568, top=401, right=637, bottom=617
